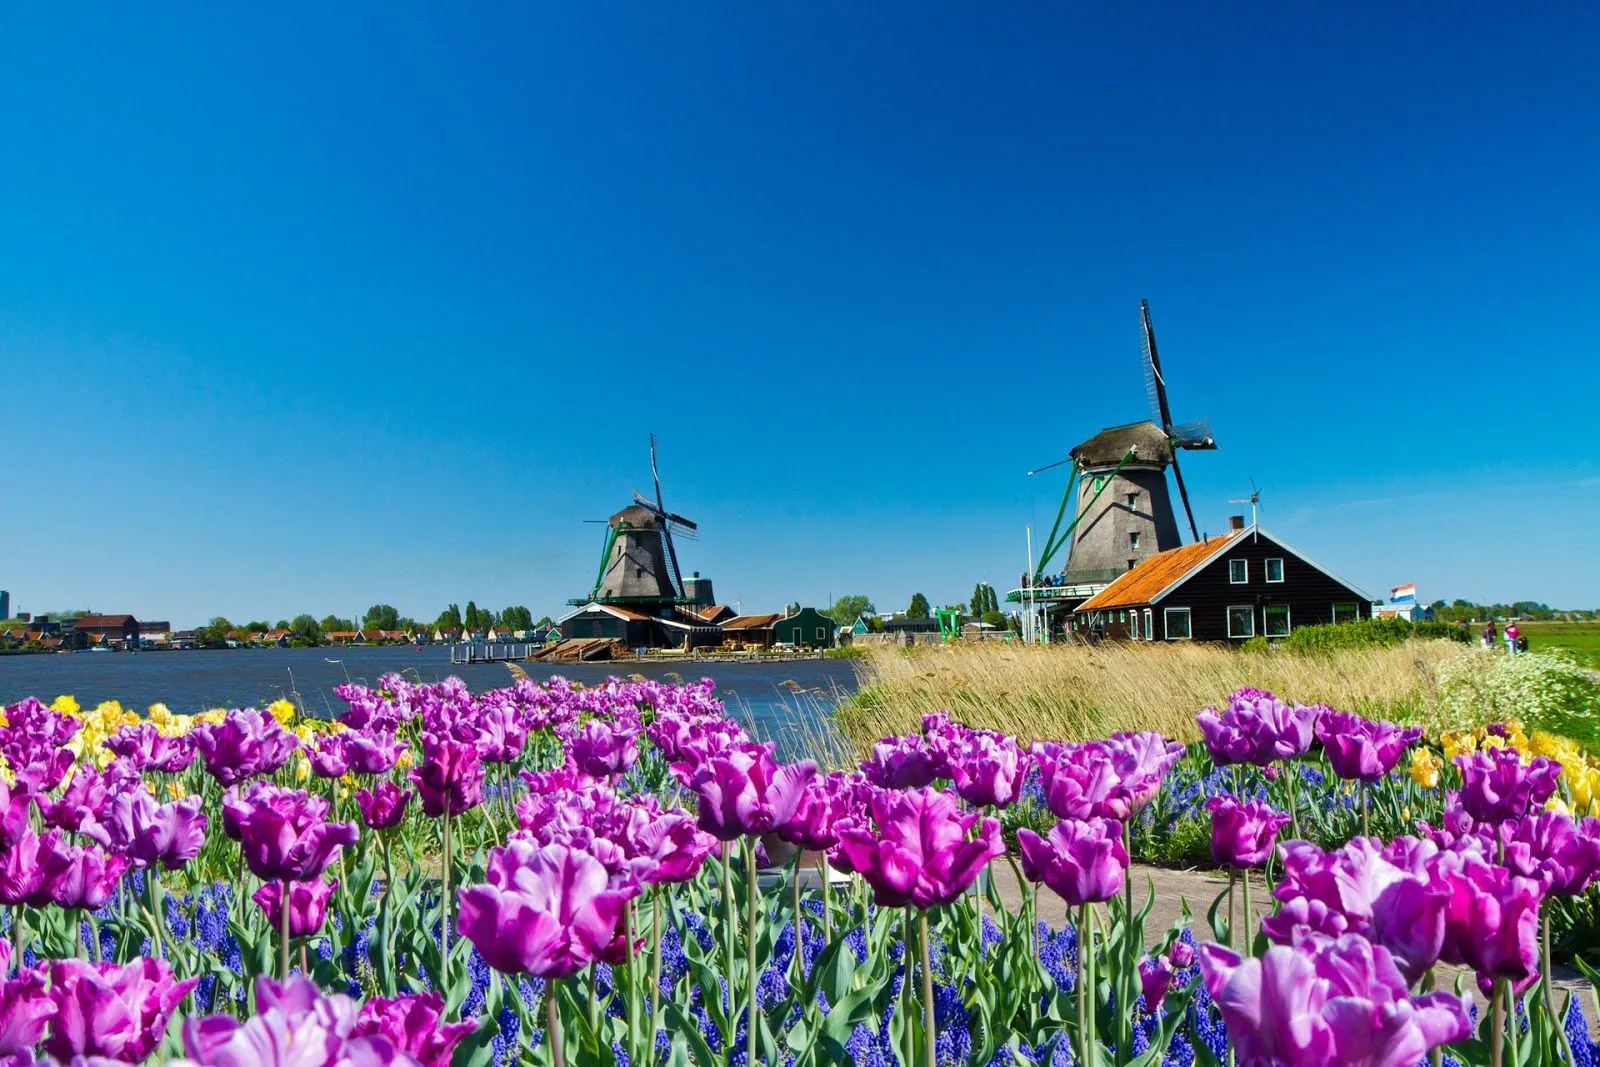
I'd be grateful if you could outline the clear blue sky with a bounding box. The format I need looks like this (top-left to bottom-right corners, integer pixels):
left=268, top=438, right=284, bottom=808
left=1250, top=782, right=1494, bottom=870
left=3, top=4, right=1598, bottom=627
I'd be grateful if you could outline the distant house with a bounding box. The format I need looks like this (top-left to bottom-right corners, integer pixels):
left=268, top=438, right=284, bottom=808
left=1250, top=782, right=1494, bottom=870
left=70, top=614, right=140, bottom=650
left=883, top=617, right=939, bottom=635
left=264, top=629, right=293, bottom=647
left=170, top=630, right=199, bottom=649
left=325, top=631, right=361, bottom=645
left=850, top=615, right=874, bottom=636
left=1071, top=521, right=1372, bottom=643
left=695, top=604, right=737, bottom=625
left=720, top=613, right=782, bottom=649
left=773, top=607, right=836, bottom=649
left=139, top=621, right=172, bottom=646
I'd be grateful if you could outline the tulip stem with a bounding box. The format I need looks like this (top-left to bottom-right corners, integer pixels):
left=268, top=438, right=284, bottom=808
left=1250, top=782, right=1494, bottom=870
left=279, top=879, right=292, bottom=981
left=88, top=913, right=101, bottom=964
left=1285, top=760, right=1301, bottom=841
left=1546, top=909, right=1577, bottom=1067
left=1361, top=783, right=1370, bottom=838
left=547, top=978, right=565, bottom=1067
left=744, top=838, right=758, bottom=1067
left=1240, top=869, right=1252, bottom=956
left=9, top=908, right=19, bottom=975
left=918, top=910, right=936, bottom=1067
left=648, top=887, right=663, bottom=1052
left=1492, top=977, right=1507, bottom=1067
left=441, top=807, right=452, bottom=991
left=820, top=854, right=832, bottom=946
left=789, top=851, right=803, bottom=987
left=903, top=908, right=916, bottom=1067
left=148, top=868, right=167, bottom=961
left=721, top=843, right=736, bottom=985
left=1227, top=868, right=1236, bottom=951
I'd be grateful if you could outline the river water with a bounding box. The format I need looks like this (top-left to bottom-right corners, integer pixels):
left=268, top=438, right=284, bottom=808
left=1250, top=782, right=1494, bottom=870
left=0, top=647, right=860, bottom=757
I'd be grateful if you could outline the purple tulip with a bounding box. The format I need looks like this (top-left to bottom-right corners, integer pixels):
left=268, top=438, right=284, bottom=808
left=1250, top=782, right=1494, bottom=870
left=1105, top=731, right=1186, bottom=811
left=1314, top=711, right=1421, bottom=782
left=860, top=734, right=942, bottom=790
left=1436, top=851, right=1544, bottom=994
left=1200, top=933, right=1470, bottom=1067
left=43, top=957, right=199, bottom=1063
left=1263, top=837, right=1447, bottom=984
left=181, top=975, right=404, bottom=1067
left=0, top=826, right=42, bottom=908
left=39, top=832, right=129, bottom=911
left=409, top=732, right=484, bottom=818
left=224, top=782, right=359, bottom=882
left=1503, top=811, right=1600, bottom=897
left=456, top=839, right=635, bottom=978
left=1207, top=796, right=1291, bottom=869
left=102, top=791, right=208, bottom=871
left=356, top=780, right=414, bottom=831
left=1032, top=741, right=1139, bottom=821
left=777, top=772, right=862, bottom=852
left=0, top=968, right=55, bottom=1058
left=7, top=747, right=76, bottom=796
left=353, top=991, right=479, bottom=1067
left=344, top=729, right=407, bottom=776
left=1454, top=748, right=1563, bottom=825
left=1016, top=816, right=1128, bottom=906
left=690, top=742, right=817, bottom=841
left=834, top=787, right=1004, bottom=909
left=1169, top=939, right=1195, bottom=969
left=307, top=734, right=350, bottom=778
left=0, top=698, right=81, bottom=750
left=41, top=766, right=112, bottom=843
left=252, top=877, right=338, bottom=938
left=105, top=725, right=194, bottom=774
left=1139, top=955, right=1174, bottom=1012
left=946, top=730, right=1029, bottom=808
left=569, top=719, right=640, bottom=779
left=472, top=702, right=532, bottom=765
left=626, top=809, right=719, bottom=885
left=189, top=708, right=298, bottom=787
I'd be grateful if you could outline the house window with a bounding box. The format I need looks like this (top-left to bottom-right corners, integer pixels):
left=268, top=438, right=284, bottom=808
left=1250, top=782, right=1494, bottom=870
left=1229, top=559, right=1248, bottom=584
left=1119, top=610, right=1127, bottom=623
left=1130, top=611, right=1140, bottom=640
left=1129, top=531, right=1141, bottom=550
left=1265, top=558, right=1284, bottom=583
left=1227, top=605, right=1255, bottom=638
left=816, top=627, right=825, bottom=640
left=1143, top=608, right=1153, bottom=641
left=1164, top=607, right=1192, bottom=640
left=1265, top=604, right=1290, bottom=637
left=1333, top=603, right=1360, bottom=624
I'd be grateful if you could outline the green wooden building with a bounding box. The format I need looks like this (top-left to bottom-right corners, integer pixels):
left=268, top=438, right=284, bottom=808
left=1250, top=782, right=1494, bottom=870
left=774, top=607, right=836, bottom=649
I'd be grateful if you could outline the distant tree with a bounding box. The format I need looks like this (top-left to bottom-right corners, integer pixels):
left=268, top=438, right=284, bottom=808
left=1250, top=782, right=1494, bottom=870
left=244, top=620, right=272, bottom=634
left=320, top=614, right=355, bottom=633
left=273, top=619, right=290, bottom=631
left=502, top=606, right=534, bottom=632
left=207, top=617, right=236, bottom=640
left=436, top=604, right=463, bottom=631
left=971, top=582, right=1000, bottom=617
left=290, top=614, right=323, bottom=646
left=536, top=615, right=553, bottom=628
left=981, top=609, right=1007, bottom=630
left=907, top=593, right=930, bottom=620
left=786, top=601, right=802, bottom=615
left=465, top=601, right=482, bottom=631
left=396, top=617, right=419, bottom=634
left=363, top=604, right=401, bottom=632
left=826, top=595, right=875, bottom=626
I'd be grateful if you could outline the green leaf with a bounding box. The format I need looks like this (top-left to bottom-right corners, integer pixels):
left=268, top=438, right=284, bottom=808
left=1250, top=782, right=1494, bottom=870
left=1206, top=884, right=1232, bottom=947
left=662, top=1001, right=717, bottom=1067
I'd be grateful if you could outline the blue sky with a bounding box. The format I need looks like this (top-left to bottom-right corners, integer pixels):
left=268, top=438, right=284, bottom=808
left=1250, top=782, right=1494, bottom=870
left=3, top=4, right=1598, bottom=626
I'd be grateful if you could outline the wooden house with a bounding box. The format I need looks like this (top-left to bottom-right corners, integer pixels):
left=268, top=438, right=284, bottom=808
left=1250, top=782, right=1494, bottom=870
left=70, top=614, right=140, bottom=650
left=1071, top=519, right=1372, bottom=643
left=720, top=613, right=782, bottom=649
left=773, top=607, right=835, bottom=649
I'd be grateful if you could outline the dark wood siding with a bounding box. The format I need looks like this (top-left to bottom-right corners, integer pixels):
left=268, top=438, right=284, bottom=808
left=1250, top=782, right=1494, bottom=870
left=1154, top=533, right=1369, bottom=642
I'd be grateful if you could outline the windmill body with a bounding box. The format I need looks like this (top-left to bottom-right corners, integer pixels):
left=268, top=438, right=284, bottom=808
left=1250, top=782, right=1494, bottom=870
left=593, top=504, right=683, bottom=603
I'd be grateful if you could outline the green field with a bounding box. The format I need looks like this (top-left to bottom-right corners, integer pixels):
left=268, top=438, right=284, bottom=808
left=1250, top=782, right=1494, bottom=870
left=1518, top=620, right=1600, bottom=667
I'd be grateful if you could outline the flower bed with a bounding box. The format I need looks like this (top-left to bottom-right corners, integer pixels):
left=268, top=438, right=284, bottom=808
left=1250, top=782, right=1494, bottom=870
left=0, top=679, right=1595, bottom=1066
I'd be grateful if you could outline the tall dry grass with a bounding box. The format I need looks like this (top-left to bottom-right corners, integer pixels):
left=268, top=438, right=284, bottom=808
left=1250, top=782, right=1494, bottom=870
left=833, top=640, right=1466, bottom=753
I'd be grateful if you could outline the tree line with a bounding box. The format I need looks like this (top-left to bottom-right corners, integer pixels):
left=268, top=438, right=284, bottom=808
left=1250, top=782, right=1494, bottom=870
left=821, top=582, right=1012, bottom=633
left=189, top=602, right=553, bottom=647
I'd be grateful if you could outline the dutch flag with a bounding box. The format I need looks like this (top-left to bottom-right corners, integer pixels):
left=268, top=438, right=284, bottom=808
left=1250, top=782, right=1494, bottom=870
left=1390, top=582, right=1416, bottom=603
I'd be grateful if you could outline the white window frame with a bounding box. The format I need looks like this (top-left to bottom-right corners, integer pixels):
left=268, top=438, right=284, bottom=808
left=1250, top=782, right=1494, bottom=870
left=1264, top=603, right=1291, bottom=637
left=1130, top=611, right=1140, bottom=640
left=1265, top=558, right=1285, bottom=583
left=1164, top=607, right=1192, bottom=640
left=1227, top=605, right=1256, bottom=638
left=1333, top=602, right=1360, bottom=624
left=1143, top=608, right=1153, bottom=641
left=1229, top=558, right=1248, bottom=584
left=816, top=627, right=826, bottom=640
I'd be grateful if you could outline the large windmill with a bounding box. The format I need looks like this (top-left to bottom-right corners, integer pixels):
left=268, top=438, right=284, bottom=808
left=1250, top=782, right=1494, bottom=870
left=585, top=435, right=701, bottom=605
left=1016, top=301, right=1217, bottom=613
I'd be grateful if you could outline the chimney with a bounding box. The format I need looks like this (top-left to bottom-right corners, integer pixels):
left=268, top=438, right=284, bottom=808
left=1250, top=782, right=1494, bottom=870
left=1228, top=515, right=1245, bottom=531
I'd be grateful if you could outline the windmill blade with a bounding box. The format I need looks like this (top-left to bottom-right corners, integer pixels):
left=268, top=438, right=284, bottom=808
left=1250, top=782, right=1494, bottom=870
left=1171, top=417, right=1216, bottom=450
left=1140, top=300, right=1177, bottom=434
left=1170, top=451, right=1201, bottom=542
left=649, top=433, right=666, bottom=516
left=663, top=511, right=698, bottom=531
left=1027, top=455, right=1074, bottom=477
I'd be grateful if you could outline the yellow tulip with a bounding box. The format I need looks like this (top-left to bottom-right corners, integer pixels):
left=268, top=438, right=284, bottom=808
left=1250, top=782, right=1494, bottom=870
left=50, top=695, right=81, bottom=717
left=268, top=699, right=297, bottom=726
left=1440, top=730, right=1477, bottom=761
left=1548, top=796, right=1574, bottom=817
left=1409, top=750, right=1442, bottom=789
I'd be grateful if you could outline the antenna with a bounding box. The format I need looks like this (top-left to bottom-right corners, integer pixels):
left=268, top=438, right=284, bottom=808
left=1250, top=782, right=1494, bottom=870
left=1228, top=479, right=1263, bottom=541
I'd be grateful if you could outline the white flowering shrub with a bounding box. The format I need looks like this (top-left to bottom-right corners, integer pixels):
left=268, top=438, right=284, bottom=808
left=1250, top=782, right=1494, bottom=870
left=1437, top=647, right=1600, bottom=744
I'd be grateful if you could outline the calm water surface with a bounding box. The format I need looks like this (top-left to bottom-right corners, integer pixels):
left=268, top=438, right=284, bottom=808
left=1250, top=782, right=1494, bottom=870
left=0, top=646, right=858, bottom=756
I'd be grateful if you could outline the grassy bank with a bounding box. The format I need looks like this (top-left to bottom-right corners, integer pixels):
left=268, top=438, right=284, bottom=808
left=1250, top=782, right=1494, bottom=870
left=1517, top=620, right=1600, bottom=667
left=833, top=639, right=1464, bottom=752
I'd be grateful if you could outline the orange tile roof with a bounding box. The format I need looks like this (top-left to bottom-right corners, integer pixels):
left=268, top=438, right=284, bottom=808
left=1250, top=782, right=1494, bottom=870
left=1076, top=530, right=1246, bottom=612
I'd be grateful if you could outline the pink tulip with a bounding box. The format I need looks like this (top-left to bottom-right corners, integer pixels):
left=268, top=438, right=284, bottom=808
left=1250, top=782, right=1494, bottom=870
left=43, top=957, right=198, bottom=1063
left=1454, top=749, right=1563, bottom=825
left=39, top=832, right=129, bottom=911
left=253, top=877, right=338, bottom=938
left=1016, top=816, right=1127, bottom=906
left=456, top=839, right=635, bottom=978
left=102, top=791, right=208, bottom=871
left=690, top=742, right=816, bottom=841
left=356, top=781, right=414, bottom=831
left=353, top=991, right=479, bottom=1067
left=569, top=719, right=639, bottom=779
left=224, top=782, right=359, bottom=883
left=409, top=732, right=484, bottom=818
left=1139, top=955, right=1174, bottom=1012
left=1207, top=796, right=1290, bottom=869
left=834, top=787, right=1004, bottom=909
left=946, top=730, right=1029, bottom=808
left=0, top=968, right=55, bottom=1058
left=1200, top=933, right=1470, bottom=1067
left=1436, top=850, right=1544, bottom=994
left=1315, top=711, right=1421, bottom=782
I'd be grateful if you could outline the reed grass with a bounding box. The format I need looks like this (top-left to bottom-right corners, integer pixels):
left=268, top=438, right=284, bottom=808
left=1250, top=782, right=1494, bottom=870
left=832, top=639, right=1466, bottom=753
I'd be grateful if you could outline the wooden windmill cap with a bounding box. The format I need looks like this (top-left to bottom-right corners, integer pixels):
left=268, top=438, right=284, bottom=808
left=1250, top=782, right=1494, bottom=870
left=1070, top=420, right=1173, bottom=469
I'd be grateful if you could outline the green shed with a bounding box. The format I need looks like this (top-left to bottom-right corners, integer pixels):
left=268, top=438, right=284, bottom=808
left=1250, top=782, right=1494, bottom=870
left=774, top=607, right=836, bottom=649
